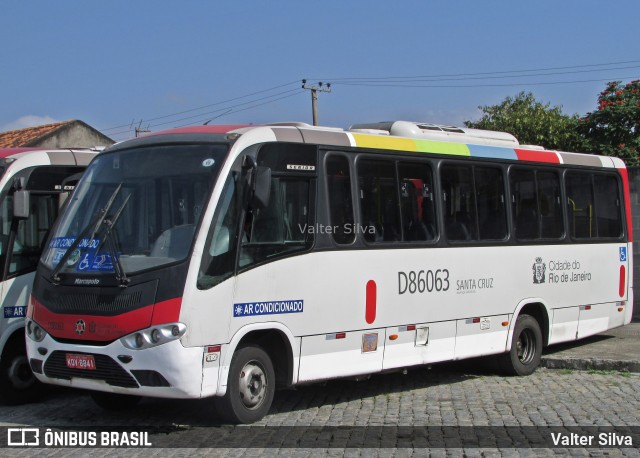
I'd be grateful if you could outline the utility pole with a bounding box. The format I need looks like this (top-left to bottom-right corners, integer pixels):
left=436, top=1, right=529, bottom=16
left=134, top=120, right=150, bottom=137
left=302, top=80, right=331, bottom=126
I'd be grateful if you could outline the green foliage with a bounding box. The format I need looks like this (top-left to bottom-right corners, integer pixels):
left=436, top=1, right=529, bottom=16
left=464, top=92, right=587, bottom=152
left=578, top=80, right=640, bottom=165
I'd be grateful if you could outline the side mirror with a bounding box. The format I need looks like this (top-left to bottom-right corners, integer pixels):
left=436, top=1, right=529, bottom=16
left=13, top=190, right=31, bottom=219
left=251, top=166, right=271, bottom=209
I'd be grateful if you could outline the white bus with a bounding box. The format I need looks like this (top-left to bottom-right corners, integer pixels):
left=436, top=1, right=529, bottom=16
left=0, top=147, right=98, bottom=404
left=25, top=121, right=633, bottom=422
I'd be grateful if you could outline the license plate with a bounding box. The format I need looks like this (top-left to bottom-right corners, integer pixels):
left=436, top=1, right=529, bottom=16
left=65, top=353, right=96, bottom=371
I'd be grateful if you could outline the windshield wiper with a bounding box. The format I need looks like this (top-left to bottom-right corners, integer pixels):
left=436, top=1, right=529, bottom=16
left=96, top=192, right=131, bottom=287
left=50, top=183, right=123, bottom=284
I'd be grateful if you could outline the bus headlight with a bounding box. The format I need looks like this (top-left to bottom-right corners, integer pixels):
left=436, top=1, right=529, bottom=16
left=26, top=319, right=47, bottom=342
left=120, top=323, right=187, bottom=350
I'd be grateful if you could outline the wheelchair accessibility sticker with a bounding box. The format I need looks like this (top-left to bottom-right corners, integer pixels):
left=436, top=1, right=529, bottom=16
left=620, top=246, right=627, bottom=262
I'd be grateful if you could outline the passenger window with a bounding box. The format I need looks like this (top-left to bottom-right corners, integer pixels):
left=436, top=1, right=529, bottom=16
left=566, top=172, right=622, bottom=239
left=441, top=165, right=477, bottom=241
left=397, top=162, right=436, bottom=241
left=510, top=169, right=539, bottom=240
left=358, top=159, right=401, bottom=243
left=326, top=156, right=355, bottom=244
left=566, top=172, right=595, bottom=238
left=510, top=169, right=563, bottom=240
left=594, top=175, right=622, bottom=238
left=476, top=167, right=507, bottom=240
left=441, top=164, right=506, bottom=242
left=538, top=172, right=563, bottom=239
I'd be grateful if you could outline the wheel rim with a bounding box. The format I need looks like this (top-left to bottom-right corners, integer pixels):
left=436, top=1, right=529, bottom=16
left=516, top=328, right=536, bottom=365
left=8, top=355, right=35, bottom=390
left=237, top=360, right=267, bottom=410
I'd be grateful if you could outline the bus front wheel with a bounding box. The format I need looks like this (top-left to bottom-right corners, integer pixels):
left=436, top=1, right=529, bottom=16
left=216, top=346, right=275, bottom=424
left=497, top=314, right=542, bottom=376
left=0, top=339, right=42, bottom=405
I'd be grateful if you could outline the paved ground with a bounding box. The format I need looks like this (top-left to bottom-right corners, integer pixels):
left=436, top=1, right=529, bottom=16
left=542, top=324, right=640, bottom=372
left=1, top=362, right=639, bottom=456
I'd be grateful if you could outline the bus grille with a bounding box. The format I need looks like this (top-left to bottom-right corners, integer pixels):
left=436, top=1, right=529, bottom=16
left=42, top=290, right=143, bottom=315
left=43, top=351, right=139, bottom=388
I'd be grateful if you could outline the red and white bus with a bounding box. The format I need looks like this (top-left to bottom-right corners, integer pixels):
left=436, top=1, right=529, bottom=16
left=0, top=147, right=98, bottom=403
left=25, top=121, right=632, bottom=422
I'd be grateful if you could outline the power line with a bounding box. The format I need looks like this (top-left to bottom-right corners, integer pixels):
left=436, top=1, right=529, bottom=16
left=109, top=90, right=304, bottom=141
left=100, top=80, right=300, bottom=133
left=145, top=88, right=302, bottom=130
left=171, top=91, right=303, bottom=128
left=328, top=65, right=640, bottom=85
left=313, top=59, right=640, bottom=82
left=329, top=75, right=640, bottom=89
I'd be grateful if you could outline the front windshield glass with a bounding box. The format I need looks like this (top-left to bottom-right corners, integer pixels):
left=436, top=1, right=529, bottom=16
left=42, top=144, right=227, bottom=275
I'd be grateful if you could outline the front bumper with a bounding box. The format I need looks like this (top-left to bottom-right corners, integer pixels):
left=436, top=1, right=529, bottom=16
left=26, top=331, right=210, bottom=399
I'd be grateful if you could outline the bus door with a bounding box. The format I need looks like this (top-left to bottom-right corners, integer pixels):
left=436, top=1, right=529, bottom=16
left=1, top=166, right=84, bottom=317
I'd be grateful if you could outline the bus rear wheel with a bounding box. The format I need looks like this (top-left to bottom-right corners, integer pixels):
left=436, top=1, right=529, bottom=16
left=497, top=314, right=542, bottom=376
left=215, top=346, right=275, bottom=424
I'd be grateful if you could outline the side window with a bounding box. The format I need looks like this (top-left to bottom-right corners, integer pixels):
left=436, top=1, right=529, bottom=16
left=441, top=165, right=477, bottom=241
left=358, top=159, right=401, bottom=243
left=538, top=172, right=563, bottom=239
left=326, top=155, right=355, bottom=244
left=397, top=162, right=436, bottom=241
left=566, top=171, right=622, bottom=239
left=0, top=194, right=11, bottom=258
left=441, top=164, right=506, bottom=242
left=594, top=175, right=622, bottom=238
left=9, top=194, right=59, bottom=275
left=240, top=177, right=313, bottom=266
left=510, top=169, right=563, bottom=240
left=476, top=167, right=507, bottom=240
left=566, top=172, right=595, bottom=238
left=198, top=173, right=241, bottom=290
left=510, top=169, right=539, bottom=240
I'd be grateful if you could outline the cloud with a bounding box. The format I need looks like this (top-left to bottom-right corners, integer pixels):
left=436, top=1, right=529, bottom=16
left=1, top=115, right=59, bottom=132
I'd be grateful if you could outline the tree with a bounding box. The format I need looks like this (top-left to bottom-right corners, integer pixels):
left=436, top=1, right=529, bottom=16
left=464, top=92, right=587, bottom=152
left=578, top=80, right=640, bottom=165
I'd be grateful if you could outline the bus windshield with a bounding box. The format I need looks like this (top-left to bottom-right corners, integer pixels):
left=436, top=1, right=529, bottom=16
left=42, top=144, right=227, bottom=276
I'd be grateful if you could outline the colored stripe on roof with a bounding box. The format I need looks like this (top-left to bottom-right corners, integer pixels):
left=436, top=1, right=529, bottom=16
left=414, top=140, right=469, bottom=156
left=515, top=148, right=560, bottom=164
left=352, top=133, right=417, bottom=152
left=468, top=144, right=517, bottom=160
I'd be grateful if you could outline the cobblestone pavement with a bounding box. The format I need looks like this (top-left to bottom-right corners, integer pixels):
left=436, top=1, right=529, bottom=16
left=1, top=364, right=639, bottom=457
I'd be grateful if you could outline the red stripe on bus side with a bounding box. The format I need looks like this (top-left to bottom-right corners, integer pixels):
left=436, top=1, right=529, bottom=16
left=620, top=265, right=626, bottom=298
left=365, top=280, right=377, bottom=324
left=618, top=167, right=633, bottom=242
left=514, top=149, right=560, bottom=164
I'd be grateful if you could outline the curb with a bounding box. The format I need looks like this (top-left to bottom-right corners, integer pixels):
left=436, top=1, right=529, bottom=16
left=541, top=356, right=640, bottom=373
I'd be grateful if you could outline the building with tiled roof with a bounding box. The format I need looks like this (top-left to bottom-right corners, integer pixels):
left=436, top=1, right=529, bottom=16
left=0, top=120, right=114, bottom=148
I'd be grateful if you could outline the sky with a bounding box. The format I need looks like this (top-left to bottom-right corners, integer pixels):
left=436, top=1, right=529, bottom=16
left=1, top=1, right=639, bottom=143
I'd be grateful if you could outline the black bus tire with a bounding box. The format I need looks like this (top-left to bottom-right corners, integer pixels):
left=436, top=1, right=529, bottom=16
left=497, top=314, right=543, bottom=376
left=215, top=346, right=275, bottom=424
left=0, top=339, right=42, bottom=405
